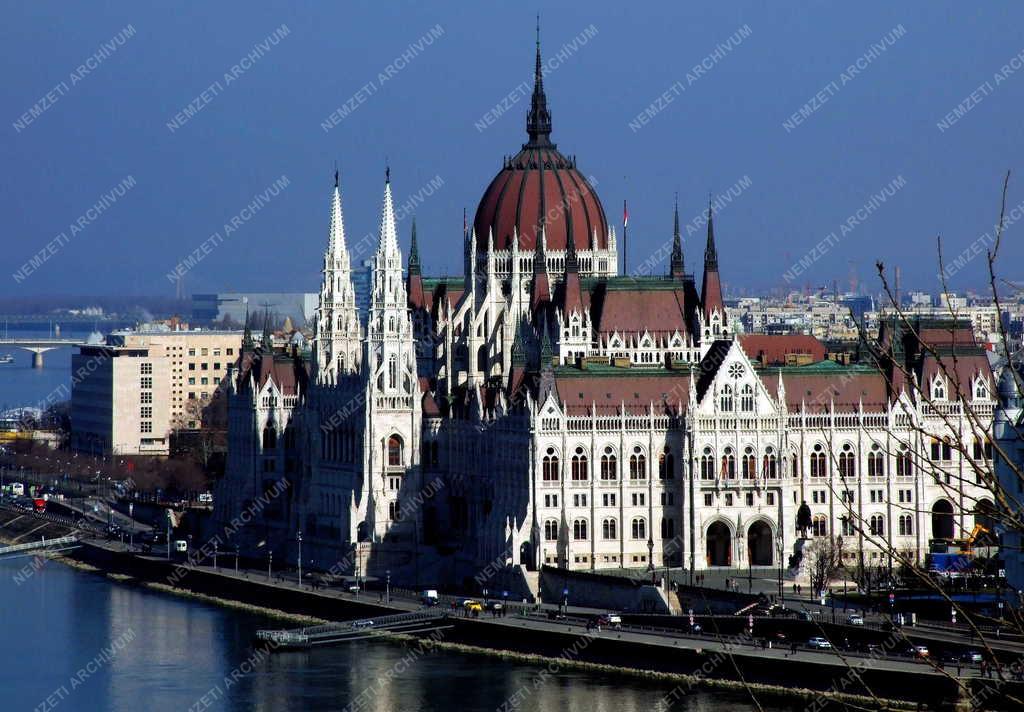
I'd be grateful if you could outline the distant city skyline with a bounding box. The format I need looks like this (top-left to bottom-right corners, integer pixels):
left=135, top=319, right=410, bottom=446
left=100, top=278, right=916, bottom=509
left=4, top=3, right=1024, bottom=298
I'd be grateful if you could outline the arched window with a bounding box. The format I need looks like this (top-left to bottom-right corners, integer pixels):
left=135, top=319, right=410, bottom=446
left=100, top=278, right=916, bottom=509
left=476, top=344, right=487, bottom=373
left=544, top=520, right=558, bottom=541
left=974, top=377, right=989, bottom=400
left=600, top=447, right=617, bottom=481
left=810, top=444, right=827, bottom=478
left=542, top=448, right=559, bottom=482
left=631, top=517, right=647, bottom=540
left=720, top=384, right=733, bottom=412
left=700, top=447, right=715, bottom=480
left=932, top=377, right=946, bottom=401
left=571, top=447, right=589, bottom=481
left=869, top=514, right=885, bottom=537
left=790, top=451, right=799, bottom=478
left=868, top=443, right=885, bottom=477
left=602, top=518, right=617, bottom=540
left=573, top=519, right=588, bottom=541
left=388, top=355, right=398, bottom=389
left=722, top=447, right=736, bottom=479
left=740, top=384, right=754, bottom=412
left=741, top=446, right=756, bottom=479
left=262, top=426, right=277, bottom=450
left=629, top=446, right=646, bottom=480
left=840, top=516, right=856, bottom=536
left=898, top=514, right=913, bottom=536
left=763, top=447, right=778, bottom=479
left=812, top=514, right=828, bottom=537
left=896, top=445, right=913, bottom=477
left=838, top=444, right=856, bottom=479
left=658, top=446, right=675, bottom=479
left=661, top=517, right=675, bottom=539
left=387, top=435, right=403, bottom=467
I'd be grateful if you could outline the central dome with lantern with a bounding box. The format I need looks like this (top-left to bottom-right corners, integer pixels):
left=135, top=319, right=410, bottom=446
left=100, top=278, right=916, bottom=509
left=473, top=31, right=612, bottom=260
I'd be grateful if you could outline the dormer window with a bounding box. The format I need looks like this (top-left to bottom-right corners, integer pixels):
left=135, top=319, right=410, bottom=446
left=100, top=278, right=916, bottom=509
left=931, top=377, right=946, bottom=401
left=974, top=377, right=989, bottom=401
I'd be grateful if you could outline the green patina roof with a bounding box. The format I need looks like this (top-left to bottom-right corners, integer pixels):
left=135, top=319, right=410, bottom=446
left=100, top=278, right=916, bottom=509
left=759, top=359, right=880, bottom=375
left=553, top=363, right=685, bottom=378
left=421, top=277, right=466, bottom=289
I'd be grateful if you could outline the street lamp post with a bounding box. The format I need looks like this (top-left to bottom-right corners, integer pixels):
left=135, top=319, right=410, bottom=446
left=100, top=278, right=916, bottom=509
left=386, top=569, right=391, bottom=604
left=268, top=551, right=273, bottom=581
left=234, top=546, right=239, bottom=574
left=213, top=540, right=218, bottom=570
left=297, top=531, right=303, bottom=588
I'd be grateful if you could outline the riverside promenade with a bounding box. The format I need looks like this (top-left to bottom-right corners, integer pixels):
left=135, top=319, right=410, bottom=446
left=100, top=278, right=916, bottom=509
left=3, top=504, right=1022, bottom=710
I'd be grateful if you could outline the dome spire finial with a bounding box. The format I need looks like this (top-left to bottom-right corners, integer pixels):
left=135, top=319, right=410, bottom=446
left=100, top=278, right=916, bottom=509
left=526, top=16, right=553, bottom=147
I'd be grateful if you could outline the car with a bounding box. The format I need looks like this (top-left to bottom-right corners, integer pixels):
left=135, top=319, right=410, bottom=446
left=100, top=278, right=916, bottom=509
left=547, top=610, right=567, bottom=621
left=595, top=614, right=622, bottom=629
left=962, top=650, right=983, bottom=663
left=463, top=600, right=483, bottom=613
left=807, top=637, right=833, bottom=650
left=913, top=645, right=930, bottom=658
left=420, top=589, right=439, bottom=606
left=847, top=614, right=865, bottom=626
left=352, top=619, right=374, bottom=629
left=347, top=584, right=361, bottom=594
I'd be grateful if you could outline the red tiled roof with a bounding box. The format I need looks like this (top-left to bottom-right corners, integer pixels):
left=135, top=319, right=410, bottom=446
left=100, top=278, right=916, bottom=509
left=553, top=371, right=689, bottom=415
left=760, top=369, right=889, bottom=413
left=594, top=287, right=687, bottom=336
left=739, top=334, right=826, bottom=366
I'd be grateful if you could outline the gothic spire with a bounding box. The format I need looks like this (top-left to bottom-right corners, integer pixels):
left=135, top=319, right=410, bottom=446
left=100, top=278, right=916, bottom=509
left=526, top=15, right=553, bottom=147
left=328, top=169, right=348, bottom=259
left=242, top=304, right=253, bottom=350
left=408, top=218, right=421, bottom=276
left=670, top=193, right=684, bottom=278
left=704, top=196, right=719, bottom=272
left=378, top=167, right=399, bottom=256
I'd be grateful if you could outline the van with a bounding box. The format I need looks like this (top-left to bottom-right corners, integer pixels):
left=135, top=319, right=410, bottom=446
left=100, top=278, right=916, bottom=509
left=10, top=483, right=24, bottom=497
left=198, top=493, right=213, bottom=504
left=421, top=589, right=439, bottom=606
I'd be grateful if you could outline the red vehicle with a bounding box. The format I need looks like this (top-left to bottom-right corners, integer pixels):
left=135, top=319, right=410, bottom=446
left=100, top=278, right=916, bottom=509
left=33, top=498, right=46, bottom=513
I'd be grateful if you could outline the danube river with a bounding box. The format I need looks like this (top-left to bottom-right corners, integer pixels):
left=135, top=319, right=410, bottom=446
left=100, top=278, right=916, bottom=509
left=0, top=556, right=792, bottom=712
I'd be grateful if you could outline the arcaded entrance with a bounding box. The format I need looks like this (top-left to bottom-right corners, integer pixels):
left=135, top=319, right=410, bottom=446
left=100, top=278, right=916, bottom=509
left=747, top=520, right=773, bottom=566
left=706, top=521, right=731, bottom=567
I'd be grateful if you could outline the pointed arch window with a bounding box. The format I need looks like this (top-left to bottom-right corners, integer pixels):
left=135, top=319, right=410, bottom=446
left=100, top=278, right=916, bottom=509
left=740, top=384, right=754, bottom=412
left=388, top=355, right=398, bottom=389
left=262, top=426, right=277, bottom=450
left=700, top=447, right=715, bottom=480
left=838, top=443, right=856, bottom=479
left=387, top=435, right=403, bottom=467
left=720, top=384, right=733, bottom=412
left=658, top=446, right=675, bottom=480
left=542, top=447, right=560, bottom=482
left=629, top=446, right=647, bottom=480
left=741, top=446, right=756, bottom=479
left=631, top=517, right=647, bottom=540
left=868, top=443, right=885, bottom=477
left=721, top=447, right=736, bottom=479
left=810, top=444, right=827, bottom=478
left=571, top=447, right=589, bottom=481
left=602, top=518, right=617, bottom=540
left=544, top=520, right=558, bottom=541
left=573, top=519, right=588, bottom=541
left=600, top=447, right=617, bottom=481
left=763, top=447, right=778, bottom=479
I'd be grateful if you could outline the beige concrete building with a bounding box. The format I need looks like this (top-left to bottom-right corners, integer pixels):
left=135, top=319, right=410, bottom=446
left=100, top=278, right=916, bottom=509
left=70, top=344, right=171, bottom=455
left=108, top=329, right=243, bottom=430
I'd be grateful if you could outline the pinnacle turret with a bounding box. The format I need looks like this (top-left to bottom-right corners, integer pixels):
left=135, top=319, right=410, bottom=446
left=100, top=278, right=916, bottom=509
left=670, top=194, right=684, bottom=278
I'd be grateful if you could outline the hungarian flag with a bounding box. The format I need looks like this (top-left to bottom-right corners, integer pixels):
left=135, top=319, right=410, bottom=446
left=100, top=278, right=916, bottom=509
left=623, top=200, right=629, bottom=227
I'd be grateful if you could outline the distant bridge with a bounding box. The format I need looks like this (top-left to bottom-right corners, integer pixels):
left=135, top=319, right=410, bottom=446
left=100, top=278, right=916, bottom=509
left=0, top=338, right=81, bottom=368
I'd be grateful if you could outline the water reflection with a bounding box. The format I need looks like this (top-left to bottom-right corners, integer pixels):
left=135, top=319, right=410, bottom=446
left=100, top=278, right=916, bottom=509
left=0, top=558, right=784, bottom=711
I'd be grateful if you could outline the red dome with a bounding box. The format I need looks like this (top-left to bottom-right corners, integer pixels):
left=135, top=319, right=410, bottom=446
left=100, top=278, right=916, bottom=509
left=474, top=146, right=608, bottom=253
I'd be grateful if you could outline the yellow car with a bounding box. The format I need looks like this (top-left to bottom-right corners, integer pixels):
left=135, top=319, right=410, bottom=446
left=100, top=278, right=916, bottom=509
left=463, top=600, right=483, bottom=613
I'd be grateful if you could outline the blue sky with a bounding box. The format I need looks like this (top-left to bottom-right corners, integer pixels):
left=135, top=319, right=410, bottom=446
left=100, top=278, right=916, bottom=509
left=3, top=1, right=1023, bottom=299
